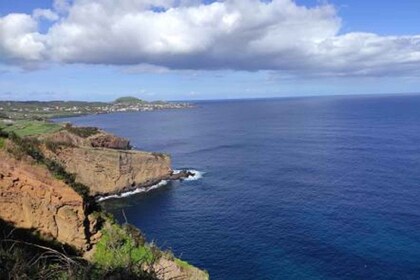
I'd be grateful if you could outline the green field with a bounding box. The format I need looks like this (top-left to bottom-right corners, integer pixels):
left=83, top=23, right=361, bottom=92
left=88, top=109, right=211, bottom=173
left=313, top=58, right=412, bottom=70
left=0, top=120, right=62, bottom=137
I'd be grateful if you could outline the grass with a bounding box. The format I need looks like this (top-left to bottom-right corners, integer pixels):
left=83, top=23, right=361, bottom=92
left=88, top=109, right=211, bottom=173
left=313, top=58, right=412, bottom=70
left=93, top=223, right=154, bottom=269
left=174, top=258, right=194, bottom=270
left=64, top=124, right=99, bottom=138
left=0, top=138, right=4, bottom=149
left=0, top=220, right=154, bottom=280
left=1, top=120, right=62, bottom=137
left=92, top=222, right=162, bottom=279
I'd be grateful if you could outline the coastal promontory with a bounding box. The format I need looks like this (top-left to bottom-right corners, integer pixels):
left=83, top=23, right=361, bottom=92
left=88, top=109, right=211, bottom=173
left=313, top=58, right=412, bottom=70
left=0, top=119, right=208, bottom=279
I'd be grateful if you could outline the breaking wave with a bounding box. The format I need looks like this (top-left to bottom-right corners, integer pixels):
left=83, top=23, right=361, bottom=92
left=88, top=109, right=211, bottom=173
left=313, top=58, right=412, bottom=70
left=97, top=180, right=168, bottom=202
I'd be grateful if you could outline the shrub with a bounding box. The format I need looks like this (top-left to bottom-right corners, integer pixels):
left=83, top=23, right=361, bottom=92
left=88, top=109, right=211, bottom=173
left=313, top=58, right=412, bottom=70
left=93, top=223, right=159, bottom=278
left=0, top=220, right=153, bottom=280
left=64, top=124, right=99, bottom=138
left=174, top=258, right=194, bottom=270
left=45, top=140, right=75, bottom=153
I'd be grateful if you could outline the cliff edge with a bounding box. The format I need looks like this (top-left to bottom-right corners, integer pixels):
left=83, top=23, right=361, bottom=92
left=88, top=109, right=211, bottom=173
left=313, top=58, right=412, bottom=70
left=0, top=125, right=209, bottom=279
left=0, top=147, right=98, bottom=251
left=40, top=126, right=172, bottom=196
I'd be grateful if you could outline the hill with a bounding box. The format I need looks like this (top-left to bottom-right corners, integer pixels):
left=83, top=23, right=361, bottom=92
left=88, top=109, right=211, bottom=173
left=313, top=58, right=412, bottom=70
left=114, top=96, right=145, bottom=104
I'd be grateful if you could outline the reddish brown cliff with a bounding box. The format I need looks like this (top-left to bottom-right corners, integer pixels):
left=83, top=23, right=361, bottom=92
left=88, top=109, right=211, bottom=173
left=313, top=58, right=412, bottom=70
left=0, top=146, right=98, bottom=251
left=41, top=130, right=172, bottom=196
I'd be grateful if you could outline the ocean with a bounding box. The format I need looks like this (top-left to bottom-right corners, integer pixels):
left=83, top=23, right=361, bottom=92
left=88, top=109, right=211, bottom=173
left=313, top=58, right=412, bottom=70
left=58, top=94, right=420, bottom=279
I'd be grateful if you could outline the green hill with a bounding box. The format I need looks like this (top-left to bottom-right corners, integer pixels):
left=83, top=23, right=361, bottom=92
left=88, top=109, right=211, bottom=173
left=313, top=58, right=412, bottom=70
left=114, top=96, right=145, bottom=104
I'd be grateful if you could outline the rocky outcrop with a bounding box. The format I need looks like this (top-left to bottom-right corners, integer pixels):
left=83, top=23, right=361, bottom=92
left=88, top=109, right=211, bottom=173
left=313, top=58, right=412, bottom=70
left=46, top=147, right=171, bottom=196
left=41, top=129, right=129, bottom=149
left=153, top=258, right=209, bottom=280
left=89, top=133, right=130, bottom=150
left=0, top=130, right=208, bottom=280
left=41, top=130, right=172, bottom=196
left=0, top=148, right=98, bottom=251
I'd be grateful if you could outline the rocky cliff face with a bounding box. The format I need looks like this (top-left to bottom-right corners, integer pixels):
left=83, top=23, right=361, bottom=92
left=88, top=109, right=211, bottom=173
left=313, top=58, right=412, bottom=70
left=41, top=130, right=172, bottom=196
left=0, top=130, right=208, bottom=280
left=46, top=147, right=171, bottom=196
left=0, top=148, right=98, bottom=251
left=89, top=133, right=131, bottom=150
left=154, top=258, right=209, bottom=280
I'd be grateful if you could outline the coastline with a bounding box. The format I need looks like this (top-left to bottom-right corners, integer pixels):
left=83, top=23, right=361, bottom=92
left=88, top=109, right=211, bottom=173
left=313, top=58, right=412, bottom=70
left=0, top=98, right=195, bottom=121
left=51, top=105, right=197, bottom=120
left=0, top=116, right=209, bottom=279
left=96, top=169, right=203, bottom=202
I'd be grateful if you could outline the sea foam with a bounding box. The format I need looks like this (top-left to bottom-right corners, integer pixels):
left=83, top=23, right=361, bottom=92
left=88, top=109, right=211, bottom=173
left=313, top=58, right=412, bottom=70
left=97, top=180, right=168, bottom=202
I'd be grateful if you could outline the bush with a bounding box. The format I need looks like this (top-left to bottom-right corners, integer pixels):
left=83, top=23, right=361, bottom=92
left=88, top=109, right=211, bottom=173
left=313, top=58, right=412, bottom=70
left=93, top=223, right=159, bottom=278
left=64, top=124, right=99, bottom=138
left=45, top=140, right=75, bottom=153
left=0, top=220, right=153, bottom=280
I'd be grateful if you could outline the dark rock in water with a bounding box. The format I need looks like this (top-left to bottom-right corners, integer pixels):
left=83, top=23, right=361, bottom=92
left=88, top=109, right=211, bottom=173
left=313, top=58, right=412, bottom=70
left=89, top=134, right=131, bottom=150
left=170, top=170, right=194, bottom=180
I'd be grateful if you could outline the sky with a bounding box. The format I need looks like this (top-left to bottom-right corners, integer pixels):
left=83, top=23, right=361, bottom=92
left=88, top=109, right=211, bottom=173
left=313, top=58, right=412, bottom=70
left=0, top=0, right=419, bottom=101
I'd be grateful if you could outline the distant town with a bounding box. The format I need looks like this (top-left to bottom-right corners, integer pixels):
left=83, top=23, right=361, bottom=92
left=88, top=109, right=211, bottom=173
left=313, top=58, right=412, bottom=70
left=0, top=96, right=193, bottom=120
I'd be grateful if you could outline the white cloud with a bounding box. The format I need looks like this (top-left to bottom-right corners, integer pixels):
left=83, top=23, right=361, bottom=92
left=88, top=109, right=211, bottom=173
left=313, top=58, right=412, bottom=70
left=0, top=14, right=46, bottom=64
left=0, top=0, right=420, bottom=77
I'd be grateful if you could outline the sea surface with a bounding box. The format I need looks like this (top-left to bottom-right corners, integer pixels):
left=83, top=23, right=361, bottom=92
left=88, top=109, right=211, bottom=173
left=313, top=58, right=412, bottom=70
left=58, top=95, right=420, bottom=279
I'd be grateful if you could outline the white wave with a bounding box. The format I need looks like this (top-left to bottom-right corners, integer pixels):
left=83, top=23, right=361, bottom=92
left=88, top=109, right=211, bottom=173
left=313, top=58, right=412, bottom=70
left=97, top=180, right=168, bottom=202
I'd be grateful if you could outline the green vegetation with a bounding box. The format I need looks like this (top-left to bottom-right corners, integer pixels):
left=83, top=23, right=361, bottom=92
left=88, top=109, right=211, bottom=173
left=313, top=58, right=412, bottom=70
left=0, top=120, right=62, bottom=137
left=0, top=220, right=155, bottom=280
left=93, top=224, right=153, bottom=268
left=64, top=123, right=100, bottom=138
left=0, top=131, right=163, bottom=279
left=114, top=96, right=145, bottom=104
left=0, top=100, right=107, bottom=120
left=0, top=122, right=205, bottom=279
left=45, top=140, right=75, bottom=153
left=174, top=258, right=195, bottom=270
left=90, top=213, right=163, bottom=279
left=0, top=98, right=190, bottom=120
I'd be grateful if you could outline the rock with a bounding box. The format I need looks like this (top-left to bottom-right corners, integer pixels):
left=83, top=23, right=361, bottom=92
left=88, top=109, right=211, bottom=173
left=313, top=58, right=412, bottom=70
left=169, top=170, right=195, bottom=180
left=0, top=150, right=97, bottom=251
left=151, top=257, right=209, bottom=280
left=89, top=134, right=131, bottom=150
left=41, top=130, right=172, bottom=196
left=43, top=147, right=172, bottom=196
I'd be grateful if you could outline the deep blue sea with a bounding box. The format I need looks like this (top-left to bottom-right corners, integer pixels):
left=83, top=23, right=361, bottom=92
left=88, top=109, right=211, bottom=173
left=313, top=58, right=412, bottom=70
left=59, top=95, right=420, bottom=280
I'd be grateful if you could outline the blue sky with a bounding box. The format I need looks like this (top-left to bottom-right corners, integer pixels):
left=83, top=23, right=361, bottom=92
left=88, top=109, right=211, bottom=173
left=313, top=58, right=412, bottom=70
left=0, top=0, right=420, bottom=101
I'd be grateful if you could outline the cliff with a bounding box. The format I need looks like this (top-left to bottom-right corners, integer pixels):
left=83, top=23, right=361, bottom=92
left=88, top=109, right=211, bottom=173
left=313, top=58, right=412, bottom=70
left=0, top=128, right=208, bottom=279
left=40, top=128, right=172, bottom=196
left=0, top=148, right=98, bottom=251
